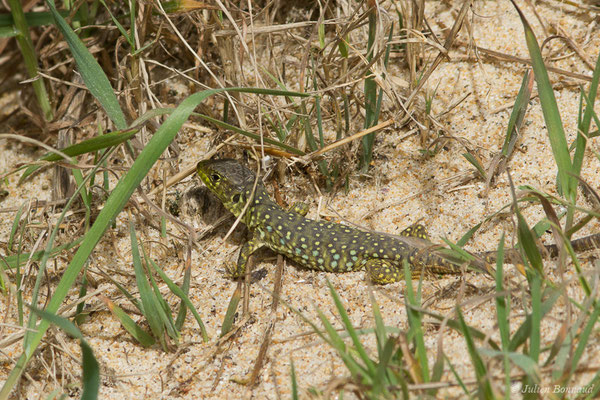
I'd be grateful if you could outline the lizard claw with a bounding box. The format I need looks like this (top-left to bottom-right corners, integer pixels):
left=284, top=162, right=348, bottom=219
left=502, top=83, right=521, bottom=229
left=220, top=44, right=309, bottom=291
left=224, top=261, right=244, bottom=280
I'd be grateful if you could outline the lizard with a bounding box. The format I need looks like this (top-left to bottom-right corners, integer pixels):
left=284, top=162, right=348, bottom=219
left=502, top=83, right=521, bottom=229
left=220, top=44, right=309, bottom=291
left=196, top=158, right=600, bottom=284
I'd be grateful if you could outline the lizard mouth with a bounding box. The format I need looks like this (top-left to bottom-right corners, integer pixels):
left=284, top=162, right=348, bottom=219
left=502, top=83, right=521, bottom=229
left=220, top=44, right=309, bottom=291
left=196, top=161, right=213, bottom=183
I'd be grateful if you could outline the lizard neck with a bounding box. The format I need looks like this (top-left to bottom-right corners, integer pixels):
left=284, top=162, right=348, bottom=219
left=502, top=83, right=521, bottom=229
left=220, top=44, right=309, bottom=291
left=242, top=185, right=278, bottom=229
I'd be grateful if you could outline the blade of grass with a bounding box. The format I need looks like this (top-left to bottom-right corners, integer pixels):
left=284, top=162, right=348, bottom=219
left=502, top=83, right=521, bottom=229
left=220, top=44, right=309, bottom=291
left=360, top=6, right=378, bottom=169
left=23, top=147, right=116, bottom=352
left=19, top=128, right=138, bottom=183
left=7, top=204, right=26, bottom=252
left=444, top=354, right=469, bottom=395
left=372, top=337, right=397, bottom=397
left=327, top=281, right=377, bottom=378
left=315, top=305, right=370, bottom=382
left=462, top=153, right=487, bottom=180
left=478, top=348, right=540, bottom=383
left=174, top=262, right=191, bottom=331
left=403, top=260, right=429, bottom=382
left=0, top=10, right=70, bottom=28
left=8, top=0, right=53, bottom=120
left=146, top=257, right=207, bottom=340
left=510, top=0, right=574, bottom=202
left=133, top=107, right=305, bottom=156
left=142, top=247, right=179, bottom=343
left=220, top=285, right=241, bottom=337
left=290, top=359, right=298, bottom=400
left=502, top=69, right=533, bottom=157
left=529, top=274, right=541, bottom=363
left=29, top=307, right=100, bottom=399
left=0, top=87, right=308, bottom=400
left=408, top=303, right=500, bottom=351
left=45, top=0, right=127, bottom=129
left=570, top=49, right=600, bottom=200
left=101, top=297, right=155, bottom=347
left=369, top=290, right=386, bottom=356
left=508, top=173, right=544, bottom=277
left=130, top=222, right=167, bottom=349
left=509, top=287, right=561, bottom=351
left=456, top=306, right=494, bottom=399
left=494, top=234, right=512, bottom=399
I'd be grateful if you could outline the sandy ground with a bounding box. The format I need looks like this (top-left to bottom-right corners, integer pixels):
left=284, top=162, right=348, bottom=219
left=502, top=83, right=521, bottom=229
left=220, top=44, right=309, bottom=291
left=1, top=1, right=600, bottom=399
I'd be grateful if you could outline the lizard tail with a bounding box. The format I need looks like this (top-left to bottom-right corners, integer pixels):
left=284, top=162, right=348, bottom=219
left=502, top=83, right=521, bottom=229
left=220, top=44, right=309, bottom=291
left=475, top=232, right=600, bottom=265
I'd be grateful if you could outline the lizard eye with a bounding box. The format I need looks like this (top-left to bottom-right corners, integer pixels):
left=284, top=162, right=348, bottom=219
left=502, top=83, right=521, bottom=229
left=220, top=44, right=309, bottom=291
left=211, top=174, right=220, bottom=182
left=232, top=194, right=241, bottom=203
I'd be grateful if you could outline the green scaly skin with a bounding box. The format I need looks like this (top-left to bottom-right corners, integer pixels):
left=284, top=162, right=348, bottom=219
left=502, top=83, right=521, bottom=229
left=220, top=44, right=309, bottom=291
left=197, top=159, right=600, bottom=284
left=196, top=159, right=492, bottom=284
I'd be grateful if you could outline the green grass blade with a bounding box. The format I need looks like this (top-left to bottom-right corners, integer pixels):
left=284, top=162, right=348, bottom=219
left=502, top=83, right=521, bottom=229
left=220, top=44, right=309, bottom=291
left=7, top=203, right=26, bottom=251
left=583, top=371, right=600, bottom=399
left=494, top=234, right=512, bottom=399
left=327, top=281, right=377, bottom=377
left=137, top=107, right=306, bottom=156
left=0, top=10, right=70, bottom=28
left=403, top=260, right=429, bottom=382
left=397, top=297, right=501, bottom=351
left=98, top=0, right=134, bottom=48
left=45, top=0, right=127, bottom=129
left=479, top=348, right=540, bottom=383
left=315, top=305, right=369, bottom=381
left=0, top=87, right=308, bottom=400
left=0, top=26, right=18, bottom=38
left=457, top=222, right=482, bottom=247
left=29, top=306, right=82, bottom=338
left=193, top=111, right=304, bottom=156
left=456, top=307, right=494, bottom=399
left=29, top=307, right=100, bottom=400
left=509, top=288, right=561, bottom=351
left=529, top=275, right=541, bottom=363
left=444, top=354, right=470, bottom=395
left=142, top=248, right=179, bottom=343
left=571, top=50, right=600, bottom=196
left=19, top=128, right=138, bottom=183
left=98, top=269, right=143, bottom=312
left=220, top=285, right=241, bottom=337
left=360, top=7, right=378, bottom=169
left=130, top=222, right=166, bottom=349
left=462, top=153, right=487, bottom=180
left=568, top=292, right=600, bottom=379
left=175, top=262, right=191, bottom=331
left=290, top=359, right=298, bottom=400
left=80, top=340, right=100, bottom=400
left=8, top=0, right=53, bottom=120
left=372, top=337, right=396, bottom=397
left=510, top=178, right=544, bottom=276
left=369, top=290, right=386, bottom=356
left=146, top=258, right=207, bottom=340
left=502, top=70, right=533, bottom=157
left=102, top=297, right=155, bottom=347
left=71, top=166, right=91, bottom=222
left=511, top=0, right=573, bottom=200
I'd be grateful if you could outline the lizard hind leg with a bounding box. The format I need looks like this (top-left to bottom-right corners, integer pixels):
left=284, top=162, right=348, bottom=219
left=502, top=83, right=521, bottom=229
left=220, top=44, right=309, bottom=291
left=400, top=224, right=429, bottom=240
left=365, top=259, right=404, bottom=284
left=228, top=236, right=266, bottom=279
left=289, top=201, right=310, bottom=216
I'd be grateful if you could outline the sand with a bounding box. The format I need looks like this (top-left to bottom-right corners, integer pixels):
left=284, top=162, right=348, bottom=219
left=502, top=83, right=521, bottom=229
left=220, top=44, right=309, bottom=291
left=1, top=1, right=600, bottom=399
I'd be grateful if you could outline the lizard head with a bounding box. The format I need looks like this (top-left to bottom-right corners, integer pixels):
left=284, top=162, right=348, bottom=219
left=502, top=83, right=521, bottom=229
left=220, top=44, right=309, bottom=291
left=196, top=159, right=257, bottom=217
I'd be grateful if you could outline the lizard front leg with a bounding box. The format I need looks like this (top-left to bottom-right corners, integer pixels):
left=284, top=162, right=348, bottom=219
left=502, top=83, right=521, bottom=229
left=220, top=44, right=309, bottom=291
left=365, top=259, right=404, bottom=284
left=288, top=201, right=309, bottom=216
left=365, top=255, right=454, bottom=284
left=226, top=233, right=266, bottom=279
